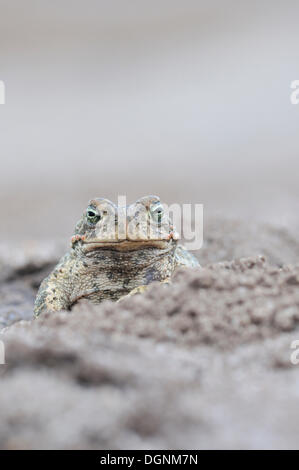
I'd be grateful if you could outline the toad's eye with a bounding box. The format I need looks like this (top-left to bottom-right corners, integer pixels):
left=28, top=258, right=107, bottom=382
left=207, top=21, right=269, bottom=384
left=150, top=203, right=164, bottom=223
left=86, top=208, right=101, bottom=224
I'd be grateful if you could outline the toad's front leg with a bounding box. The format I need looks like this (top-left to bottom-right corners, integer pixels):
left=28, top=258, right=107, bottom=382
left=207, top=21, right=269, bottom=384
left=117, top=279, right=171, bottom=302
left=34, top=255, right=72, bottom=317
left=34, top=274, right=71, bottom=317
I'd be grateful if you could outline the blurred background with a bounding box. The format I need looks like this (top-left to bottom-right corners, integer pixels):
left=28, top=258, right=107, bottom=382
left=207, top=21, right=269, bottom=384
left=0, top=0, right=298, bottom=241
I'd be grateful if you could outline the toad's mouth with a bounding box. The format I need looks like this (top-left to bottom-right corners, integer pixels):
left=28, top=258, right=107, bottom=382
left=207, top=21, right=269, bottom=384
left=71, top=230, right=179, bottom=252
left=82, top=238, right=174, bottom=252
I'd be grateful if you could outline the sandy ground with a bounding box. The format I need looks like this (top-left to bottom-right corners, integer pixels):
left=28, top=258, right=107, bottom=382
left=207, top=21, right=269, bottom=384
left=1, top=216, right=299, bottom=449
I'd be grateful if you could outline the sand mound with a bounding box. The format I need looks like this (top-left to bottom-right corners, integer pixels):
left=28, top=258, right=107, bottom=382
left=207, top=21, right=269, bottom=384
left=1, top=219, right=299, bottom=449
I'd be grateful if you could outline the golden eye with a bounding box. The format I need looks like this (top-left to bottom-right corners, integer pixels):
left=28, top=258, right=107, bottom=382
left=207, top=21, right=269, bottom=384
left=86, top=207, right=101, bottom=224
left=150, top=203, right=164, bottom=223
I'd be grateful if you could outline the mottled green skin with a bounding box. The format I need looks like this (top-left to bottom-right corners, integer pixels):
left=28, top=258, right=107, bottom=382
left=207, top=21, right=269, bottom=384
left=34, top=196, right=199, bottom=317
